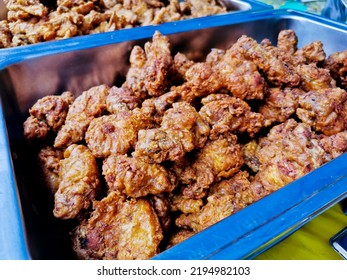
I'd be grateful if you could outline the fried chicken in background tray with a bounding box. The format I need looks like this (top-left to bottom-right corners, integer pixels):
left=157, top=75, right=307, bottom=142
left=0, top=0, right=228, bottom=48
left=23, top=30, right=347, bottom=259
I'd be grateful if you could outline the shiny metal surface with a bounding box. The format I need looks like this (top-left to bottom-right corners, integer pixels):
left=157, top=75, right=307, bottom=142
left=0, top=9, right=346, bottom=260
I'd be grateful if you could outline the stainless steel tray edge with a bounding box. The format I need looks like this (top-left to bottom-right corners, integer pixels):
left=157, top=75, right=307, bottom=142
left=0, top=103, right=30, bottom=260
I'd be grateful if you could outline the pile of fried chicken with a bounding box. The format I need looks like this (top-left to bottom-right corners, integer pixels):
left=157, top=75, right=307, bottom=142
left=0, top=0, right=227, bottom=48
left=23, top=30, right=347, bottom=259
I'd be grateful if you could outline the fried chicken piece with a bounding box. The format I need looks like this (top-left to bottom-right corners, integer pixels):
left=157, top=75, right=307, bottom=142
left=152, top=0, right=181, bottom=25
left=262, top=30, right=325, bottom=67
left=320, top=130, right=347, bottom=159
left=141, top=89, right=181, bottom=124
left=176, top=171, right=254, bottom=232
left=122, top=31, right=174, bottom=99
left=0, top=21, right=12, bottom=48
left=296, top=87, right=347, bottom=136
left=54, top=85, right=109, bottom=148
left=180, top=133, right=244, bottom=199
left=324, top=50, right=347, bottom=88
left=173, top=52, right=195, bottom=80
left=37, top=146, right=64, bottom=194
left=106, top=85, right=141, bottom=115
left=72, top=192, right=163, bottom=260
left=85, top=108, right=153, bottom=158
left=166, top=229, right=195, bottom=248
left=214, top=47, right=265, bottom=100
left=296, top=63, right=335, bottom=91
left=233, top=35, right=300, bottom=87
left=250, top=119, right=327, bottom=196
left=205, top=48, right=225, bottom=66
left=277, top=29, right=297, bottom=56
left=53, top=144, right=100, bottom=220
left=143, top=31, right=173, bottom=97
left=133, top=102, right=210, bottom=163
left=178, top=63, right=224, bottom=103
left=123, top=45, right=147, bottom=99
left=23, top=91, right=74, bottom=141
left=242, top=139, right=261, bottom=173
left=259, top=87, right=302, bottom=127
left=102, top=154, right=176, bottom=198
left=295, top=41, right=326, bottom=64
left=170, top=193, right=203, bottom=214
left=199, top=94, right=264, bottom=137
left=181, top=0, right=227, bottom=18
left=150, top=194, right=172, bottom=232
left=5, top=0, right=48, bottom=21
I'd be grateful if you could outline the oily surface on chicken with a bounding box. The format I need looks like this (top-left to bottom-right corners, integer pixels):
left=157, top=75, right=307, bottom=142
left=23, top=30, right=347, bottom=259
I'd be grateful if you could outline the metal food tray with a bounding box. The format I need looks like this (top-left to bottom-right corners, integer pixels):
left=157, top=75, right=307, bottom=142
left=0, top=0, right=271, bottom=50
left=1, top=9, right=347, bottom=260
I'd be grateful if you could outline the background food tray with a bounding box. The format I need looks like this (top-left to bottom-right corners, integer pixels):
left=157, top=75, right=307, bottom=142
left=0, top=9, right=346, bottom=260
left=0, top=0, right=272, bottom=50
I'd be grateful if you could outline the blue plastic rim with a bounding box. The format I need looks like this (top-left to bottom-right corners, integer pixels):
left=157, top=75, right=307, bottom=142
left=0, top=8, right=346, bottom=260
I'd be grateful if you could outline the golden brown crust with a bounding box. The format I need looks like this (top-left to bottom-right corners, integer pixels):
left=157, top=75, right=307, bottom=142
left=53, top=144, right=101, bottom=219
left=23, top=91, right=74, bottom=141
left=22, top=30, right=347, bottom=259
left=54, top=85, right=109, bottom=148
left=296, top=87, right=347, bottom=136
left=102, top=154, right=176, bottom=198
left=72, top=192, right=163, bottom=260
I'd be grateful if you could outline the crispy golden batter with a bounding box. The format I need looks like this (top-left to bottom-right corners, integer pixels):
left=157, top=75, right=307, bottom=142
left=296, top=63, right=335, bottom=91
left=170, top=193, right=203, bottom=214
left=180, top=133, right=244, bottom=199
left=102, top=154, right=176, bottom=198
left=250, top=119, right=327, bottom=196
left=242, top=139, right=261, bottom=173
left=143, top=30, right=173, bottom=97
left=124, top=45, right=147, bottom=99
left=173, top=52, right=195, bottom=80
left=141, top=89, right=181, bottom=124
left=166, top=229, right=195, bottom=248
left=106, top=85, right=141, bottom=115
left=262, top=30, right=325, bottom=67
left=37, top=146, right=64, bottom=194
left=176, top=171, right=254, bottom=232
left=214, top=47, right=265, bottom=100
left=0, top=21, right=12, bottom=48
left=259, top=87, right=302, bottom=127
left=296, top=87, right=347, bottom=136
left=320, top=130, right=347, bottom=159
left=85, top=108, right=153, bottom=158
left=23, top=30, right=347, bottom=260
left=23, top=91, right=74, bottom=141
left=181, top=0, right=227, bottom=17
left=53, top=144, right=100, bottom=220
left=54, top=85, right=109, bottom=148
left=133, top=102, right=210, bottom=163
left=178, top=63, right=224, bottom=103
left=150, top=194, right=172, bottom=232
left=72, top=192, right=163, bottom=260
left=5, top=0, right=48, bottom=21
left=324, top=50, right=347, bottom=88
left=233, top=35, right=300, bottom=87
left=199, top=94, right=264, bottom=137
